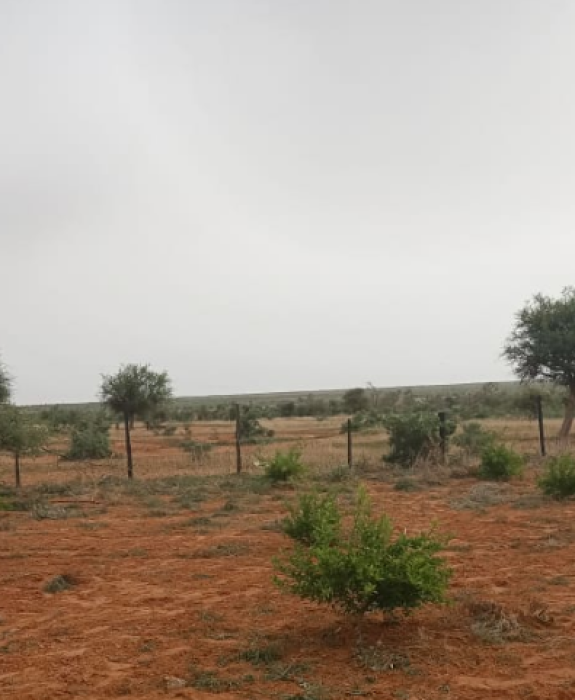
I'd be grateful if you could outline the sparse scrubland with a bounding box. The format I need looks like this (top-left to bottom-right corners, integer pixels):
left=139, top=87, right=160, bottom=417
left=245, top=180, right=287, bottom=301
left=2, top=289, right=575, bottom=698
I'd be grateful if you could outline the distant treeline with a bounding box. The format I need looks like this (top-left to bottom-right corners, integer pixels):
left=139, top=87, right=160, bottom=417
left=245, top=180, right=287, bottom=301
left=28, top=382, right=567, bottom=431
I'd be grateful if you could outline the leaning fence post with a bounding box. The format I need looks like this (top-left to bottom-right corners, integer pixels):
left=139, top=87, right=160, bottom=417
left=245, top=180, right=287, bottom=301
left=536, top=396, right=546, bottom=457
left=438, top=411, right=448, bottom=465
left=347, top=418, right=353, bottom=468
left=234, top=403, right=242, bottom=474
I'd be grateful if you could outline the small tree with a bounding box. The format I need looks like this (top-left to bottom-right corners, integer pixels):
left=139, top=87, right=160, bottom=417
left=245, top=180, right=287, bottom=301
left=0, top=405, right=48, bottom=488
left=100, top=364, right=172, bottom=478
left=343, top=388, right=369, bottom=414
left=0, top=355, right=11, bottom=404
left=504, top=288, right=575, bottom=439
left=237, top=407, right=274, bottom=444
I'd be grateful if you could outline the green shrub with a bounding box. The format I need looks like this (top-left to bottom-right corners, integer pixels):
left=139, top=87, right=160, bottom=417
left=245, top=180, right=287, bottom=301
left=43, top=574, right=76, bottom=594
left=66, top=418, right=111, bottom=460
left=264, top=449, right=305, bottom=483
left=0, top=497, right=13, bottom=511
left=479, top=444, right=523, bottom=481
left=384, top=413, right=456, bottom=467
left=453, top=422, right=496, bottom=456
left=538, top=455, right=575, bottom=499
left=282, top=491, right=340, bottom=546
left=274, top=488, right=451, bottom=617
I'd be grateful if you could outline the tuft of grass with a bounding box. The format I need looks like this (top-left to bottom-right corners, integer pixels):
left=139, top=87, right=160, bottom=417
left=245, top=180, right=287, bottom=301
left=198, top=609, right=224, bottom=625
left=264, top=662, right=310, bottom=682
left=325, top=465, right=354, bottom=483
left=44, top=574, right=77, bottom=594
left=464, top=599, right=529, bottom=644
left=354, top=643, right=410, bottom=672
left=238, top=639, right=284, bottom=667
left=187, top=666, right=242, bottom=693
left=393, top=477, right=420, bottom=492
left=196, top=542, right=250, bottom=558
left=77, top=521, right=109, bottom=530
left=31, top=503, right=84, bottom=520
left=182, top=516, right=214, bottom=528
left=450, top=483, right=512, bottom=511
left=282, top=682, right=332, bottom=700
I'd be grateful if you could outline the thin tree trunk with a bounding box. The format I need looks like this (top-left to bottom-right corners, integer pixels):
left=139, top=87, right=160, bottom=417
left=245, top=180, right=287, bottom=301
left=124, top=412, right=134, bottom=479
left=129, top=415, right=135, bottom=431
left=558, top=386, right=575, bottom=441
left=14, top=452, right=21, bottom=489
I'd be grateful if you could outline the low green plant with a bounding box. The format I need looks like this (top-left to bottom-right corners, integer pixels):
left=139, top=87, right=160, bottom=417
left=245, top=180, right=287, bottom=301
left=264, top=449, right=306, bottom=483
left=274, top=488, right=451, bottom=617
left=453, top=422, right=496, bottom=457
left=44, top=574, right=76, bottom=594
left=479, top=444, right=523, bottom=481
left=0, top=497, right=13, bottom=512
left=282, top=491, right=340, bottom=546
left=538, top=454, right=575, bottom=499
left=238, top=640, right=283, bottom=666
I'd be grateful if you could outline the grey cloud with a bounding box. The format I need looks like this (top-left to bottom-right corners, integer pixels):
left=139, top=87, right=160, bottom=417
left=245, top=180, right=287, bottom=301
left=1, top=0, right=574, bottom=403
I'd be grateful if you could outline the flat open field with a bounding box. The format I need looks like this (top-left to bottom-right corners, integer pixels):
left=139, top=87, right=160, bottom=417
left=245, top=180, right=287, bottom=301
left=2, top=418, right=575, bottom=699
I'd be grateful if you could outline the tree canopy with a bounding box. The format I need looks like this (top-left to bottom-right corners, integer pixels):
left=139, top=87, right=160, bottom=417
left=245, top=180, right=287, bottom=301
left=342, top=387, right=369, bottom=414
left=504, top=287, right=575, bottom=438
left=0, top=405, right=48, bottom=487
left=0, top=355, right=11, bottom=404
left=101, top=364, right=172, bottom=478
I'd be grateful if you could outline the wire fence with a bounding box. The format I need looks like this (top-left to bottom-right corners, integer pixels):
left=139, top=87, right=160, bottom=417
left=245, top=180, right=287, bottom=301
left=1, top=402, right=570, bottom=489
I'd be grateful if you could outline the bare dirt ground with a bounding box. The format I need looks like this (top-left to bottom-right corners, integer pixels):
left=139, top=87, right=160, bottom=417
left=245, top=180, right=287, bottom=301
left=1, top=418, right=575, bottom=699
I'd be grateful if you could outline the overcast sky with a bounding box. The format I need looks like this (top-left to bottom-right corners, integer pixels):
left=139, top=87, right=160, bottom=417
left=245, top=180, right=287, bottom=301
left=1, top=1, right=574, bottom=404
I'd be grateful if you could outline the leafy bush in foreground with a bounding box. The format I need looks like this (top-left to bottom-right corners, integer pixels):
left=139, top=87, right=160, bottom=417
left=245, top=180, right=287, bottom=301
left=538, top=455, right=575, bottom=499
left=281, top=491, right=340, bottom=546
left=274, top=488, right=451, bottom=617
